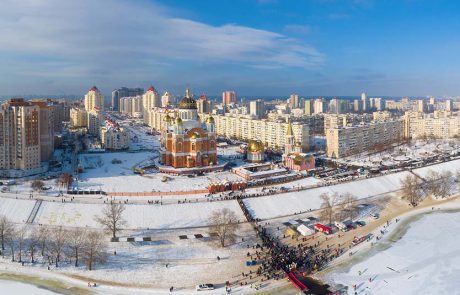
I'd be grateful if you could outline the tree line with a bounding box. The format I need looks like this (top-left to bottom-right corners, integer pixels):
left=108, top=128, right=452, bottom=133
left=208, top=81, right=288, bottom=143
left=0, top=215, right=107, bottom=270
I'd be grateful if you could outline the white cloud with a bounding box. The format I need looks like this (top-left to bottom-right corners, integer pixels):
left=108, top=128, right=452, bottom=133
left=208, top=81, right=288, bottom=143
left=0, top=0, right=324, bottom=83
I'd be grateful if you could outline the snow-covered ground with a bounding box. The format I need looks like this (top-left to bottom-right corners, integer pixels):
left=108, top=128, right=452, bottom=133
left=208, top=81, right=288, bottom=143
left=243, top=171, right=411, bottom=220
left=0, top=280, right=57, bottom=295
left=35, top=200, right=245, bottom=229
left=0, top=197, right=36, bottom=223
left=75, top=151, right=242, bottom=193
left=329, top=211, right=460, bottom=294
left=412, top=158, right=460, bottom=179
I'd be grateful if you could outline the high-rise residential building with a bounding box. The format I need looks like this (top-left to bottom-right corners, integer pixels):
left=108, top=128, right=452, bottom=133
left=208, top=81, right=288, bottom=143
left=222, top=91, right=237, bottom=105
left=353, top=99, right=363, bottom=112
left=70, top=108, right=87, bottom=128
left=326, top=119, right=404, bottom=158
left=112, top=87, right=144, bottom=111
left=87, top=109, right=104, bottom=137
left=429, top=96, right=436, bottom=105
left=161, top=91, right=174, bottom=107
left=0, top=99, right=42, bottom=176
left=197, top=95, right=213, bottom=114
left=314, top=98, right=325, bottom=114
left=199, top=113, right=309, bottom=150
left=30, top=101, right=55, bottom=161
left=373, top=98, right=385, bottom=111
left=249, top=99, right=265, bottom=119
left=417, top=99, right=428, bottom=113
left=142, top=86, right=160, bottom=121
left=289, top=94, right=300, bottom=109
left=120, top=96, right=142, bottom=118
left=361, top=92, right=369, bottom=112
left=304, top=99, right=313, bottom=116
left=445, top=99, right=453, bottom=112
left=85, top=86, right=104, bottom=112
left=404, top=110, right=460, bottom=139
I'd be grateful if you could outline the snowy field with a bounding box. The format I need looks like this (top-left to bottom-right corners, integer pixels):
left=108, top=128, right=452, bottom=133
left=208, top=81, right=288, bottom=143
left=329, top=211, right=460, bottom=294
left=0, top=197, right=36, bottom=223
left=243, top=171, right=411, bottom=220
left=76, top=151, right=242, bottom=193
left=412, top=158, right=460, bottom=179
left=35, top=200, right=244, bottom=229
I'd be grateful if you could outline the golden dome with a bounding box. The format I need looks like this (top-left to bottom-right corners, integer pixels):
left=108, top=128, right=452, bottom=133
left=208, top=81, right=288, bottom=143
left=248, top=140, right=264, bottom=152
left=206, top=116, right=215, bottom=124
left=175, top=117, right=183, bottom=125
left=178, top=88, right=197, bottom=109
left=163, top=114, right=172, bottom=123
left=191, top=132, right=201, bottom=139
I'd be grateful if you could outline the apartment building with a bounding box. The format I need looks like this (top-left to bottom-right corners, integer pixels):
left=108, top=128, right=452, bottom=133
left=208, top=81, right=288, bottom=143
left=326, top=119, right=404, bottom=158
left=404, top=110, right=460, bottom=139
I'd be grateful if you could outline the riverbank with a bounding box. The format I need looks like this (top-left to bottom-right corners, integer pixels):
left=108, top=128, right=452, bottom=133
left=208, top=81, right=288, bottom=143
left=317, top=196, right=460, bottom=293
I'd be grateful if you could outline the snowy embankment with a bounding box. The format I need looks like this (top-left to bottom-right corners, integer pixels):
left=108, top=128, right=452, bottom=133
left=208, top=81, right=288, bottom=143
left=328, top=210, right=460, bottom=294
left=243, top=171, right=411, bottom=220
left=34, top=200, right=244, bottom=229
left=0, top=198, right=36, bottom=223
left=412, top=158, right=460, bottom=179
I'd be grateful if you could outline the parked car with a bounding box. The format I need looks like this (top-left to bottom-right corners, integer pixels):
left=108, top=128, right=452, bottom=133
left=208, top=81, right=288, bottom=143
left=355, top=220, right=366, bottom=227
left=196, top=284, right=214, bottom=291
left=371, top=213, right=380, bottom=219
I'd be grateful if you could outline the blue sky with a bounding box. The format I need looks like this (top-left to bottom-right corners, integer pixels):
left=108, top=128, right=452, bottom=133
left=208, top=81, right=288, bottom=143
left=1, top=0, right=459, bottom=97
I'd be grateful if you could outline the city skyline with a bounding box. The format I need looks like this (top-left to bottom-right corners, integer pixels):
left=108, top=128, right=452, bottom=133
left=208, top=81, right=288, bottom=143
left=1, top=0, right=460, bottom=97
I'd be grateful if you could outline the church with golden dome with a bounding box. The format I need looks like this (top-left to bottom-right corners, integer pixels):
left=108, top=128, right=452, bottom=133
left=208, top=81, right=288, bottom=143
left=159, top=88, right=217, bottom=172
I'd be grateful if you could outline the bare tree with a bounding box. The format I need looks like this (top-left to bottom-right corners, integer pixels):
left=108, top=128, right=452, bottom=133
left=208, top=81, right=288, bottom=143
left=319, top=193, right=338, bottom=225
left=95, top=202, right=126, bottom=239
left=342, top=193, right=358, bottom=221
left=455, top=169, right=460, bottom=183
left=425, top=170, right=440, bottom=197
left=209, top=208, right=239, bottom=247
left=68, top=228, right=87, bottom=267
left=438, top=171, right=453, bottom=198
left=83, top=230, right=107, bottom=271
left=37, top=226, right=49, bottom=257
left=400, top=174, right=423, bottom=206
left=0, top=215, right=14, bottom=252
left=50, top=226, right=68, bottom=267
left=27, top=227, right=40, bottom=264
left=31, top=180, right=45, bottom=191
left=56, top=173, right=73, bottom=190
left=17, top=226, right=27, bottom=263
left=6, top=224, right=17, bottom=261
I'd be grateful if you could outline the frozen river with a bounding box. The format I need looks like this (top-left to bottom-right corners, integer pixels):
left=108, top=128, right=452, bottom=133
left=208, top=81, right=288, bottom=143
left=328, top=211, right=460, bottom=294
left=0, top=279, right=60, bottom=294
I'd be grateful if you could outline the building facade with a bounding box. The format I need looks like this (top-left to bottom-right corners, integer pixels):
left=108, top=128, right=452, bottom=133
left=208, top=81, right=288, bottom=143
left=200, top=113, right=310, bottom=151
left=326, top=119, right=404, bottom=158
left=100, top=119, right=129, bottom=150
left=0, top=99, right=43, bottom=176
left=70, top=108, right=88, bottom=128
left=222, top=91, right=237, bottom=105
left=404, top=110, right=460, bottom=139
left=84, top=86, right=104, bottom=112
left=160, top=89, right=217, bottom=170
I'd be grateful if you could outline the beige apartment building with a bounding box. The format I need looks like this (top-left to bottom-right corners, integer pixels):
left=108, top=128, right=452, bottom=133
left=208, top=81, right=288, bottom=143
left=100, top=126, right=129, bottom=150
left=70, top=108, right=88, bottom=128
left=404, top=110, right=460, bottom=139
left=326, top=119, right=404, bottom=158
left=119, top=95, right=142, bottom=118
left=87, top=109, right=104, bottom=137
left=200, top=113, right=309, bottom=150
left=84, top=86, right=104, bottom=112
left=0, top=99, right=42, bottom=175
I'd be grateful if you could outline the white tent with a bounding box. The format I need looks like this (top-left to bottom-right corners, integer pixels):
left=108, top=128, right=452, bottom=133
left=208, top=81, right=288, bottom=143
left=297, top=224, right=315, bottom=236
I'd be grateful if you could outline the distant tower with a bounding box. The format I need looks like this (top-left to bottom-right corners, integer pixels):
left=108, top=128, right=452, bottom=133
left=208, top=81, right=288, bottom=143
left=84, top=86, right=104, bottom=112
left=285, top=120, right=295, bottom=154
left=361, top=92, right=368, bottom=112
